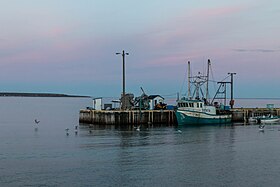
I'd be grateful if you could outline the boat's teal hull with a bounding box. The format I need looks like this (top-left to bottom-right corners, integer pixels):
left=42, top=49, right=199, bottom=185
left=175, top=110, right=232, bottom=125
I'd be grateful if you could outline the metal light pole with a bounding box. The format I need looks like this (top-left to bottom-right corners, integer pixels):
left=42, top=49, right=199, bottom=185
left=228, top=72, right=236, bottom=109
left=116, top=50, right=129, bottom=109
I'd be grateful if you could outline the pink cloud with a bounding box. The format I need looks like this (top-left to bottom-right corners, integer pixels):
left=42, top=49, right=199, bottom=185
left=129, top=4, right=250, bottom=70
left=47, top=27, right=66, bottom=37
left=192, top=5, right=247, bottom=18
left=145, top=54, right=186, bottom=67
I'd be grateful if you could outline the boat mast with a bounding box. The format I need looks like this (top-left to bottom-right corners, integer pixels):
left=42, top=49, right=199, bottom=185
left=188, top=61, right=191, bottom=99
left=206, top=59, right=210, bottom=102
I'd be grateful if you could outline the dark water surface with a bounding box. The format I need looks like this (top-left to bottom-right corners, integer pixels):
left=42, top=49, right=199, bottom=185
left=1, top=97, right=280, bottom=186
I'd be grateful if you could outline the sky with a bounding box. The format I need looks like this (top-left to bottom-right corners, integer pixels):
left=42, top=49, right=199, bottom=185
left=0, top=0, right=279, bottom=99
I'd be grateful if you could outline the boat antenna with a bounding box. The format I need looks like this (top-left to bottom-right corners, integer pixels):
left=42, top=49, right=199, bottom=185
left=188, top=61, right=191, bottom=99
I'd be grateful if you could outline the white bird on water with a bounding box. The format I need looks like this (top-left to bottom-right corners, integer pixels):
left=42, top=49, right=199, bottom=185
left=34, top=119, right=40, bottom=131
left=259, top=124, right=265, bottom=131
left=74, top=125, right=78, bottom=135
left=65, top=128, right=70, bottom=136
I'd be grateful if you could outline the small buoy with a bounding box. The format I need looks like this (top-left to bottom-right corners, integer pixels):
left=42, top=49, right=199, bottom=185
left=75, top=125, right=78, bottom=130
left=89, top=129, right=92, bottom=134
left=75, top=130, right=78, bottom=135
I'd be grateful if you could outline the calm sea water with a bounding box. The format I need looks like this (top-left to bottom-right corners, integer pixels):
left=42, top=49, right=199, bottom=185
left=1, top=97, right=280, bottom=187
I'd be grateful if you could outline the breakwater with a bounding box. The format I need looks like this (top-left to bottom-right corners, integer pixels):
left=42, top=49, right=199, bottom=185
left=79, top=108, right=280, bottom=125
left=79, top=109, right=176, bottom=125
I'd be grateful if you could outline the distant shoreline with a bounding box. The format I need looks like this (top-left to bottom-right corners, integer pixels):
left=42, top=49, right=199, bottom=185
left=0, top=92, right=91, bottom=98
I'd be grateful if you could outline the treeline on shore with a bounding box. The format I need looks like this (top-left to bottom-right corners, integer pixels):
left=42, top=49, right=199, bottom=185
left=0, top=92, right=90, bottom=98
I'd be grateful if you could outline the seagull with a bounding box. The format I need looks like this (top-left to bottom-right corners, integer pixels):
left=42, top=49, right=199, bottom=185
left=65, top=128, right=70, bottom=136
left=259, top=124, right=265, bottom=131
left=34, top=119, right=40, bottom=131
left=177, top=130, right=182, bottom=133
left=136, top=126, right=140, bottom=131
left=74, top=125, right=78, bottom=135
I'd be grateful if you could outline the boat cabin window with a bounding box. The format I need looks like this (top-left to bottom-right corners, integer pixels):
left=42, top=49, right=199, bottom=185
left=178, top=101, right=203, bottom=108
left=179, top=103, right=189, bottom=107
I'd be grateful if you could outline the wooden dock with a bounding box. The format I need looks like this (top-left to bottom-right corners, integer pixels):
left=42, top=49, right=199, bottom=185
left=79, top=109, right=176, bottom=125
left=79, top=108, right=280, bottom=125
left=231, top=108, right=280, bottom=122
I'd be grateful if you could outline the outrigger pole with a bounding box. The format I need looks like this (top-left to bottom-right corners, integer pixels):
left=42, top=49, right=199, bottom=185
left=206, top=59, right=210, bottom=102
left=188, top=61, right=191, bottom=99
left=228, top=72, right=236, bottom=109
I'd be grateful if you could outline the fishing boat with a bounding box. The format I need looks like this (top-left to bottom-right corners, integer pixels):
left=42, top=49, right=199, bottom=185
left=257, top=114, right=279, bottom=124
left=175, top=59, right=232, bottom=125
